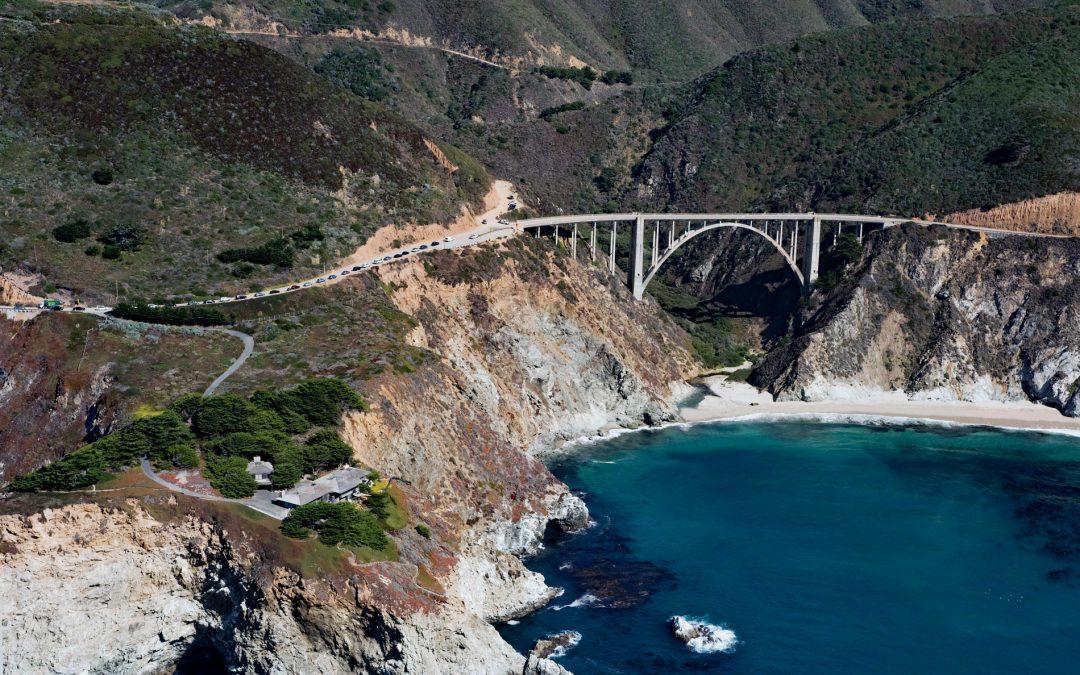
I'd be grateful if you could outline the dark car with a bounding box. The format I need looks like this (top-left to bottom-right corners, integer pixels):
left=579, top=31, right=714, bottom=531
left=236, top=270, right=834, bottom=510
left=289, top=285, right=300, bottom=290
left=269, top=289, right=280, bottom=295
left=72, top=306, right=85, bottom=311
left=352, top=265, right=362, bottom=271
left=235, top=294, right=247, bottom=300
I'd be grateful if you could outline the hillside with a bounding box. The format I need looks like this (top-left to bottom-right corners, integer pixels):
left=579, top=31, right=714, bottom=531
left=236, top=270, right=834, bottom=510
left=0, top=1, right=489, bottom=304
left=633, top=7, right=1080, bottom=215
left=167, top=0, right=1051, bottom=79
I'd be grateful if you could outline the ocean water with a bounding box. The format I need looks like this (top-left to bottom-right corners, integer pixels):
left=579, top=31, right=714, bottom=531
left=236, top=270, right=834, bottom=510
left=499, top=421, right=1080, bottom=674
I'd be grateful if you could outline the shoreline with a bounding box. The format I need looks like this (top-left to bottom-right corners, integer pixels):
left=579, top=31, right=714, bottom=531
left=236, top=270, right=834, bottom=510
left=547, top=380, right=1080, bottom=456
left=680, top=379, right=1080, bottom=437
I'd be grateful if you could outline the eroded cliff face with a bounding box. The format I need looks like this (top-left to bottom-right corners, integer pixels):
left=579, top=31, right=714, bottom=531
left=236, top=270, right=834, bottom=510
left=0, top=238, right=698, bottom=674
left=751, top=225, right=1080, bottom=416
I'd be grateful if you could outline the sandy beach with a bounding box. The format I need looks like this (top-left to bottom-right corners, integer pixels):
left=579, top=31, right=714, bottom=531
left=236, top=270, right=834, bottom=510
left=680, top=376, right=1080, bottom=436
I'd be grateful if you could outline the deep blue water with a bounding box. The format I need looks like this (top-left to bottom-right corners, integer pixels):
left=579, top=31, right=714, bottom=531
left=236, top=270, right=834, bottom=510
left=499, top=422, right=1080, bottom=674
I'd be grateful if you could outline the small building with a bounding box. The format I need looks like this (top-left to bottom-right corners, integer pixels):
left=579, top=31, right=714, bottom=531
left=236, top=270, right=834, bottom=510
left=274, top=466, right=369, bottom=509
left=246, top=456, right=274, bottom=486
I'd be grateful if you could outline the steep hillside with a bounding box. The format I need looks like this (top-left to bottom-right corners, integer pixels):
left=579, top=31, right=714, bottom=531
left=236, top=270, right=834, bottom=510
left=0, top=1, right=489, bottom=304
left=633, top=7, right=1080, bottom=215
left=0, top=235, right=697, bottom=672
left=168, top=0, right=1051, bottom=78
left=750, top=225, right=1080, bottom=417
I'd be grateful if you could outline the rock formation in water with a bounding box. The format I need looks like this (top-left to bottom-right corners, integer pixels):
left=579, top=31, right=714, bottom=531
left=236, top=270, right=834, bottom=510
left=751, top=225, right=1080, bottom=416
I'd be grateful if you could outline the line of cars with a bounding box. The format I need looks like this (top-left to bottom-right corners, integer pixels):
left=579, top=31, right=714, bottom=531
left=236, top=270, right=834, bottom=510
left=167, top=236, right=457, bottom=307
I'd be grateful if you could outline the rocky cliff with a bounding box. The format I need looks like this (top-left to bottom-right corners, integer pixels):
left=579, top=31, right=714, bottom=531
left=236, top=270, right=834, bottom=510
left=751, top=225, right=1080, bottom=416
left=0, top=237, right=698, bottom=673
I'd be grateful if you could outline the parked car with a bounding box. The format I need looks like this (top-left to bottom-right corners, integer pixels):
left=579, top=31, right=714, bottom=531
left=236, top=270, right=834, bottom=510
left=444, top=236, right=454, bottom=242
left=219, top=297, right=231, bottom=302
left=235, top=294, right=247, bottom=299
left=72, top=306, right=85, bottom=311
left=328, top=274, right=338, bottom=280
left=352, top=265, right=362, bottom=271
left=269, top=289, right=280, bottom=295
left=302, top=282, right=312, bottom=287
left=316, top=278, right=326, bottom=283
left=431, top=241, right=440, bottom=247
left=254, top=292, right=265, bottom=297
left=289, top=285, right=300, bottom=290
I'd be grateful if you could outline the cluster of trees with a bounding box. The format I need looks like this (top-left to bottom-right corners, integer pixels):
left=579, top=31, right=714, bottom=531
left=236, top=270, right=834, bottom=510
left=95, top=225, right=146, bottom=259
left=281, top=501, right=389, bottom=550
left=314, top=48, right=398, bottom=102
left=110, top=301, right=230, bottom=326
left=217, top=224, right=325, bottom=269
left=539, top=101, right=585, bottom=119
left=538, top=65, right=598, bottom=89
left=814, top=233, right=864, bottom=293
left=8, top=411, right=195, bottom=492
left=172, top=379, right=366, bottom=497
left=9, top=378, right=366, bottom=497
left=52, top=219, right=93, bottom=243
left=537, top=66, right=632, bottom=89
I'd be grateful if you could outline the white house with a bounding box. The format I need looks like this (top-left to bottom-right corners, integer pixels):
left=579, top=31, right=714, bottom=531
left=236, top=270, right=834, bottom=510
left=246, top=456, right=274, bottom=486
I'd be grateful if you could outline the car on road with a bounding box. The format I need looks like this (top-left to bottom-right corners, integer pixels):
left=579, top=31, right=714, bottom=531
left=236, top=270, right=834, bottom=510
left=410, top=247, right=420, bottom=253
left=254, top=292, right=265, bottom=297
left=269, top=289, right=280, bottom=295
left=289, top=285, right=300, bottom=290
left=468, top=233, right=479, bottom=240
left=316, top=278, right=326, bottom=283
left=419, top=244, right=428, bottom=250
left=203, top=300, right=214, bottom=304
left=431, top=241, right=440, bottom=247
left=482, top=219, right=487, bottom=224
left=235, top=294, right=247, bottom=300
left=219, top=297, right=231, bottom=302
left=72, top=306, right=85, bottom=311
left=352, top=265, right=362, bottom=271
left=328, top=274, right=338, bottom=280
left=444, top=236, right=453, bottom=242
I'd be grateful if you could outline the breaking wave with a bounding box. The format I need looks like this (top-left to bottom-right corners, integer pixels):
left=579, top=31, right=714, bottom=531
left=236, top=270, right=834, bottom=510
left=552, top=593, right=600, bottom=611
left=669, top=615, right=738, bottom=654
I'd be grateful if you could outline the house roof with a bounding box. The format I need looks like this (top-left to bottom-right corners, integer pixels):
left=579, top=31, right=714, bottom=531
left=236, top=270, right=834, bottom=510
left=247, top=459, right=274, bottom=475
left=275, top=466, right=368, bottom=507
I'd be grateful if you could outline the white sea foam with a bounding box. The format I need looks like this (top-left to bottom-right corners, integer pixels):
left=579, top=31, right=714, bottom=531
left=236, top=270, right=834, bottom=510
left=670, top=615, right=738, bottom=654
left=552, top=593, right=600, bottom=611
left=558, top=561, right=573, bottom=571
left=546, top=630, right=582, bottom=658
left=505, top=619, right=520, bottom=625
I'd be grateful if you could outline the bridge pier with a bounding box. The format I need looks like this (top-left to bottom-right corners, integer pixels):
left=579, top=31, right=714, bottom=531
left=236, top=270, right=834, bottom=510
left=801, top=217, right=821, bottom=292
left=629, top=215, right=645, bottom=299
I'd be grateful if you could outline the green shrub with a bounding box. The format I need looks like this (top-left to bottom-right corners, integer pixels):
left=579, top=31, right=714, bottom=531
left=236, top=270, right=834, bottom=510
left=539, top=101, right=586, bottom=118
left=203, top=453, right=257, bottom=498
left=192, top=394, right=265, bottom=437
left=91, top=168, right=114, bottom=185
left=52, top=219, right=93, bottom=243
left=110, top=302, right=229, bottom=326
left=303, top=428, right=353, bottom=473
left=217, top=236, right=294, bottom=268
left=96, top=225, right=145, bottom=252
left=600, top=70, right=633, bottom=85
left=281, top=501, right=389, bottom=550
left=415, top=523, right=431, bottom=538
left=251, top=378, right=365, bottom=428
left=538, top=65, right=597, bottom=89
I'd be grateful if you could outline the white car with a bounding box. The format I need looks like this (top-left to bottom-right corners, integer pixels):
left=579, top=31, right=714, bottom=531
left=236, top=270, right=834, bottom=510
left=444, top=236, right=454, bottom=242
left=219, top=297, right=230, bottom=302
left=468, top=233, right=479, bottom=240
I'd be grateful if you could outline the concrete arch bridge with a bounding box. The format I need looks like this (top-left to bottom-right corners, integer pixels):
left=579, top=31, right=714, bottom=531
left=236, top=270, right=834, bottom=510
left=516, top=213, right=1051, bottom=299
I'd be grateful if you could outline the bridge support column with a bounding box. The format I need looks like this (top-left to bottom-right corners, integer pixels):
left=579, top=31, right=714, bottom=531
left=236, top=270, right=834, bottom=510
left=801, top=217, right=821, bottom=293
left=572, top=223, right=578, bottom=258
left=629, top=215, right=645, bottom=299
left=609, top=222, right=617, bottom=274
left=590, top=223, right=597, bottom=261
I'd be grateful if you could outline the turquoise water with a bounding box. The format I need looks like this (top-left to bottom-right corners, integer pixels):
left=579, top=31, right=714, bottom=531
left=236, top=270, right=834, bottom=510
left=499, top=422, right=1080, bottom=674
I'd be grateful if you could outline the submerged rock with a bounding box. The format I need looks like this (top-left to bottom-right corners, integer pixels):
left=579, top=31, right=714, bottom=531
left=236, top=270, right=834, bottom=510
left=669, top=615, right=738, bottom=654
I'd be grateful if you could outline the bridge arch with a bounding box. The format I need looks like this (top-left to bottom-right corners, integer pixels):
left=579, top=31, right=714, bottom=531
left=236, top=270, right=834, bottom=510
left=640, top=221, right=804, bottom=294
